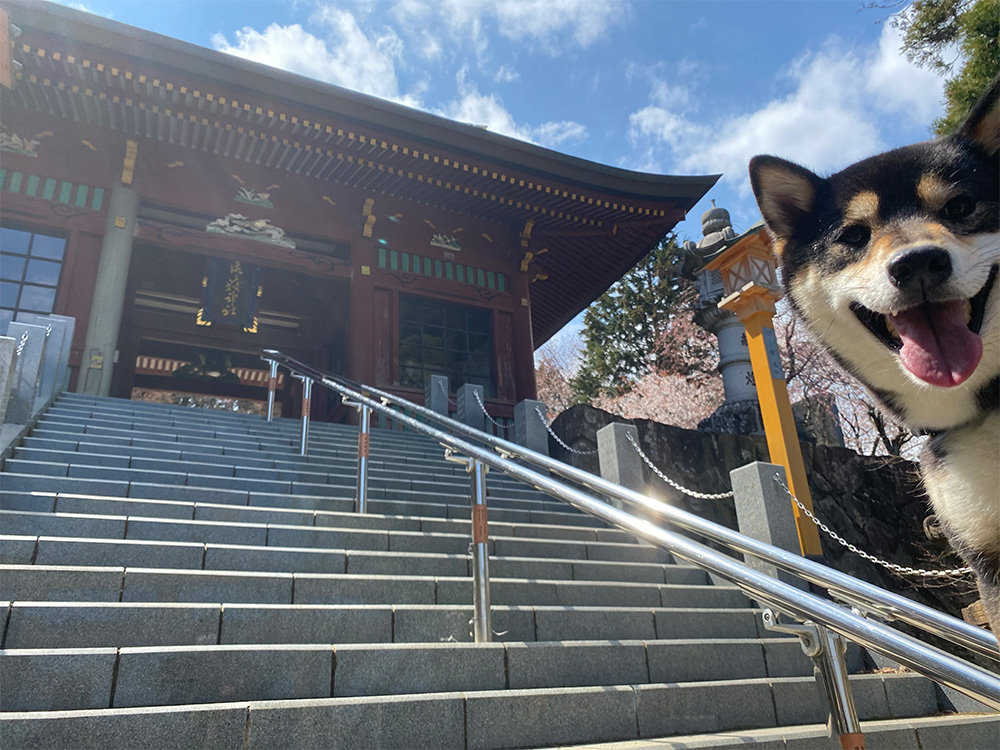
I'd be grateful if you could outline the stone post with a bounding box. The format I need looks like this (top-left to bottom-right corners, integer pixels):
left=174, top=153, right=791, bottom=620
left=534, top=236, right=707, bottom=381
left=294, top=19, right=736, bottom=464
left=79, top=180, right=140, bottom=396
left=456, top=383, right=486, bottom=431
left=596, top=423, right=644, bottom=508
left=514, top=399, right=549, bottom=456
left=47, top=314, right=76, bottom=393
left=4, top=322, right=48, bottom=424
left=730, top=461, right=808, bottom=590
left=15, top=313, right=69, bottom=399
left=424, top=374, right=449, bottom=417
left=0, top=336, right=16, bottom=424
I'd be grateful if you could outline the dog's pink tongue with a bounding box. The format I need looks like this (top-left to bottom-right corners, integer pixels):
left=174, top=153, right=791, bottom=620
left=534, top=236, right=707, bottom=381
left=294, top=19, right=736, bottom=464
left=889, top=301, right=982, bottom=387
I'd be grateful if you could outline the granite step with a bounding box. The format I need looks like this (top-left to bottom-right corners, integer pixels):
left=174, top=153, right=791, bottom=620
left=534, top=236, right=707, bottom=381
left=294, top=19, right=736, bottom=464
left=0, top=645, right=915, bottom=713
left=0, top=600, right=794, bottom=650
left=0, top=674, right=948, bottom=749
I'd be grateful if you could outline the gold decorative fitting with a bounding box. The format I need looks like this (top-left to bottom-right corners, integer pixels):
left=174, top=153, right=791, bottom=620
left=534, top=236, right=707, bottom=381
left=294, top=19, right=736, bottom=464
left=360, top=265, right=371, bottom=276
left=114, top=216, right=127, bottom=229
left=121, top=140, right=138, bottom=185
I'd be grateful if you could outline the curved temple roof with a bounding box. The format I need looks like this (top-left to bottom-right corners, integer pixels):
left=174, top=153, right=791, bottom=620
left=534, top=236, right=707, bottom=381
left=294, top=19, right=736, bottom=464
left=1, top=0, right=719, bottom=344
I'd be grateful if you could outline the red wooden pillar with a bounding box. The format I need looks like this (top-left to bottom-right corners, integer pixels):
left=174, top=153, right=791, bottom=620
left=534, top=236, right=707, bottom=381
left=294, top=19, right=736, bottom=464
left=347, top=241, right=377, bottom=387
left=510, top=270, right=537, bottom=401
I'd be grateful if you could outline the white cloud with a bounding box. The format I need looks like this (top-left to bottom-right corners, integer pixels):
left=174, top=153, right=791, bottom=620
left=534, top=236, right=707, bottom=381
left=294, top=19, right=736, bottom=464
left=442, top=69, right=587, bottom=148
left=627, top=23, right=946, bottom=194
left=212, top=12, right=420, bottom=107
left=494, top=65, right=520, bottom=84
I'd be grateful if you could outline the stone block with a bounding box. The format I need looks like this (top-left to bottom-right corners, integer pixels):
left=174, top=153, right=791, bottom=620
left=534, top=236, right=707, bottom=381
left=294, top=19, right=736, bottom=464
left=513, top=399, right=550, bottom=457
left=659, top=583, right=748, bottom=609
left=34, top=537, right=204, bottom=570
left=882, top=674, right=940, bottom=718
left=292, top=573, right=435, bottom=605
left=913, top=716, right=1000, bottom=750
left=570, top=559, right=663, bottom=584
left=0, top=564, right=123, bottom=602
left=245, top=693, right=466, bottom=750
left=390, top=604, right=536, bottom=643
left=220, top=604, right=391, bottom=645
left=456, top=383, right=486, bottom=431
left=121, top=568, right=293, bottom=604
left=490, top=557, right=571, bottom=581
left=0, top=510, right=126, bottom=541
left=205, top=544, right=347, bottom=575
left=0, top=474, right=129, bottom=498
left=654, top=608, right=759, bottom=639
left=333, top=642, right=505, bottom=696
left=492, top=537, right=586, bottom=561
left=730, top=462, right=809, bottom=590
left=635, top=680, right=777, bottom=737
left=0, top=535, right=37, bottom=564
left=128, top=482, right=247, bottom=505
left=4, top=322, right=47, bottom=423
left=646, top=639, right=767, bottom=683
left=554, top=580, right=662, bottom=608
left=0, top=648, right=116, bottom=711
left=597, top=422, right=644, bottom=502
left=14, top=313, right=70, bottom=400
left=3, top=459, right=68, bottom=476
left=4, top=602, right=220, bottom=649
left=505, top=641, right=648, bottom=689
left=113, top=644, right=332, bottom=707
left=0, top=492, right=55, bottom=512
left=54, top=494, right=194, bottom=520
left=0, top=695, right=248, bottom=749
left=465, top=685, right=636, bottom=749
left=0, top=336, right=15, bottom=424
left=586, top=541, right=671, bottom=564
left=266, top=525, right=388, bottom=552
left=126, top=517, right=267, bottom=547
left=760, top=638, right=813, bottom=678
left=346, top=550, right=467, bottom=578
left=387, top=530, right=468, bottom=555
left=534, top=606, right=657, bottom=641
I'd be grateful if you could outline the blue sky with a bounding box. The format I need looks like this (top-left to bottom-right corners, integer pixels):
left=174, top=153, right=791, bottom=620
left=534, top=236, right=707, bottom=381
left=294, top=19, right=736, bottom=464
left=61, top=0, right=948, bottom=340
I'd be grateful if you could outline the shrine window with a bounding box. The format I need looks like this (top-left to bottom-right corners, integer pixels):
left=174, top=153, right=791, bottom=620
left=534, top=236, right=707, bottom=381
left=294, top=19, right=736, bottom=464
left=0, top=226, right=67, bottom=333
left=398, top=295, right=494, bottom=396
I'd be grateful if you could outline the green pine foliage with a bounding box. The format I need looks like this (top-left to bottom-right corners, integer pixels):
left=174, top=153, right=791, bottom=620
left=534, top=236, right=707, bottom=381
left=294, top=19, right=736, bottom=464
left=896, top=0, right=999, bottom=135
left=569, top=236, right=689, bottom=401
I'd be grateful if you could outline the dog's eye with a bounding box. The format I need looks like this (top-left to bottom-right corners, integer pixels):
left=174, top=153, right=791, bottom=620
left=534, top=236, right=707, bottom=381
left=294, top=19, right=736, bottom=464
left=836, top=225, right=871, bottom=247
left=942, top=195, right=975, bottom=220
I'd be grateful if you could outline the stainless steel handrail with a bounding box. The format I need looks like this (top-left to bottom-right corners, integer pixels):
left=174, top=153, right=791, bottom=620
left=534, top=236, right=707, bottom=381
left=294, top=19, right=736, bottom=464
left=262, top=352, right=1000, bottom=709
left=263, top=349, right=999, bottom=663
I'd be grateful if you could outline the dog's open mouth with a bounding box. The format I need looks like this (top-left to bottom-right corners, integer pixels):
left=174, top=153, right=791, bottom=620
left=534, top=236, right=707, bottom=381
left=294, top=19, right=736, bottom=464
left=850, top=265, right=997, bottom=388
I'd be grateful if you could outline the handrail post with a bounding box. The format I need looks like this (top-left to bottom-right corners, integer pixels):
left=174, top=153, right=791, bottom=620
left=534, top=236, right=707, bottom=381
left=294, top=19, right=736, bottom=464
left=815, top=625, right=865, bottom=750
left=355, top=403, right=371, bottom=513
left=763, top=610, right=864, bottom=749
left=295, top=375, right=313, bottom=456
left=469, top=457, right=492, bottom=642
left=265, top=359, right=279, bottom=422
left=445, top=449, right=492, bottom=642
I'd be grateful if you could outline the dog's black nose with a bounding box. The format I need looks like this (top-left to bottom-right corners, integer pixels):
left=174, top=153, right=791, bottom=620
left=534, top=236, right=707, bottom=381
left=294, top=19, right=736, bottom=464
left=887, top=247, right=952, bottom=292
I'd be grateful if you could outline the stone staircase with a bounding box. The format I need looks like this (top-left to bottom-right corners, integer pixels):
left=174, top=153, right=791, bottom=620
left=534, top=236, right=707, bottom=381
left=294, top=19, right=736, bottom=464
left=0, top=392, right=996, bottom=748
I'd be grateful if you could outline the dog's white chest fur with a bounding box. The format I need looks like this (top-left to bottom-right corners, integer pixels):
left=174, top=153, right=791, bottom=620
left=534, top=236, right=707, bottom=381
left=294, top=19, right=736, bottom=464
left=921, top=411, right=1000, bottom=555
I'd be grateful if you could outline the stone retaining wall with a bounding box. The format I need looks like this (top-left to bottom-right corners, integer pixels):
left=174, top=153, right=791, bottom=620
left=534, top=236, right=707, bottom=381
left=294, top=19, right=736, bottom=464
left=549, top=404, right=977, bottom=619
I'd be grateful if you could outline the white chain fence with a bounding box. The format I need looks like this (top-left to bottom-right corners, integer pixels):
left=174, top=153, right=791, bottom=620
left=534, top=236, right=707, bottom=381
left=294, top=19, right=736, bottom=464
left=772, top=473, right=973, bottom=579
left=473, top=389, right=510, bottom=437
left=534, top=405, right=599, bottom=455
left=624, top=431, right=734, bottom=500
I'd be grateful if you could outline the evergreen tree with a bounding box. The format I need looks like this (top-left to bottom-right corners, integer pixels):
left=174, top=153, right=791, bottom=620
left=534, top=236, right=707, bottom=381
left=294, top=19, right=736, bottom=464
left=893, top=0, right=999, bottom=134
left=569, top=236, right=692, bottom=401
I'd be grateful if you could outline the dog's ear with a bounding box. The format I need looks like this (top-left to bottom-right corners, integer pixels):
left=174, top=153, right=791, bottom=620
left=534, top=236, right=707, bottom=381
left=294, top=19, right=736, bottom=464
left=749, top=155, right=821, bottom=243
left=958, top=74, right=1000, bottom=157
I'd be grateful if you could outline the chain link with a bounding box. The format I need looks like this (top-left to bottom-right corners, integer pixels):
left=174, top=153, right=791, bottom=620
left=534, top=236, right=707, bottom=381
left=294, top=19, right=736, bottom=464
left=625, top=431, right=735, bottom=500
left=772, top=473, right=973, bottom=579
left=435, top=379, right=457, bottom=407
left=535, top=405, right=599, bottom=455
left=15, top=331, right=28, bottom=357
left=473, top=389, right=509, bottom=435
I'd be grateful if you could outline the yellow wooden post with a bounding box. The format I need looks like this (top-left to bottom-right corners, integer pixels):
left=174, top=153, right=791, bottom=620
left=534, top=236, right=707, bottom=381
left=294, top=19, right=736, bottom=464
left=719, top=283, right=823, bottom=557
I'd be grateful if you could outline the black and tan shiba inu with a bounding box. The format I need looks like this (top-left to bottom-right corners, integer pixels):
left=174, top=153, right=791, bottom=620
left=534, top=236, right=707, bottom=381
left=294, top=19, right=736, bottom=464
left=749, top=77, right=1000, bottom=635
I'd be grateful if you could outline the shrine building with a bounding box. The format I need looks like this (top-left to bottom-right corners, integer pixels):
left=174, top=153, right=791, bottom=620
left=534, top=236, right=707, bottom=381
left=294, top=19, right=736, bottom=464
left=0, top=1, right=717, bottom=421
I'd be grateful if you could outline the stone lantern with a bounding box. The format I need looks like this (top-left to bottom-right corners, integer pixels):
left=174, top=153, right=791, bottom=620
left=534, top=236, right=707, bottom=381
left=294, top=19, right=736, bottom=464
left=683, top=204, right=762, bottom=435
